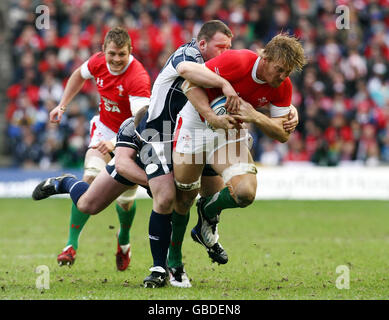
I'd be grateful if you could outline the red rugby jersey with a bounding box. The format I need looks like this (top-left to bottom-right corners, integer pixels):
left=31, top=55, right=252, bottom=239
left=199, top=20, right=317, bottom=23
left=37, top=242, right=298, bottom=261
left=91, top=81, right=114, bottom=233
left=205, top=49, right=292, bottom=117
left=81, top=52, right=151, bottom=132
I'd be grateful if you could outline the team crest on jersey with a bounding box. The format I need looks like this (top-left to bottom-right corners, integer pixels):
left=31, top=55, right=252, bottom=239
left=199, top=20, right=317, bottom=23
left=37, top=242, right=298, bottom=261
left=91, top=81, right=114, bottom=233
left=116, top=84, right=124, bottom=96
left=96, top=77, right=104, bottom=87
left=258, top=97, right=268, bottom=105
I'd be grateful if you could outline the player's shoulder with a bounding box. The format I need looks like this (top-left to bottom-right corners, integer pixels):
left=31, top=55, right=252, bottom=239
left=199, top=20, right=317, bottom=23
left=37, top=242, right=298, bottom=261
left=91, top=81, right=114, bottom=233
left=117, top=117, right=142, bottom=150
left=129, top=56, right=145, bottom=69
left=278, top=77, right=292, bottom=92
left=208, top=49, right=257, bottom=69
left=221, top=49, right=257, bottom=59
left=174, top=40, right=202, bottom=62
left=88, top=51, right=106, bottom=66
left=123, top=56, right=151, bottom=88
left=271, top=77, right=292, bottom=104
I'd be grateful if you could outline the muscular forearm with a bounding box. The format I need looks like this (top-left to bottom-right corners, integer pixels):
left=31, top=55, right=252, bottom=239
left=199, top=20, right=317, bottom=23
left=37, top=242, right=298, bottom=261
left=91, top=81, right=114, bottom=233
left=253, top=112, right=290, bottom=143
left=115, top=147, right=148, bottom=186
left=177, top=62, right=227, bottom=89
left=183, top=84, right=213, bottom=120
left=58, top=67, right=86, bottom=108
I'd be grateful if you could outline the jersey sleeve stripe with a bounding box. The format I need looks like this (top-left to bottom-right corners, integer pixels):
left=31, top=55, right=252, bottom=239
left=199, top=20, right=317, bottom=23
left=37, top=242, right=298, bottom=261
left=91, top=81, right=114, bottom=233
left=269, top=104, right=291, bottom=117
left=129, top=96, right=150, bottom=115
left=80, top=60, right=93, bottom=79
left=115, top=141, right=140, bottom=151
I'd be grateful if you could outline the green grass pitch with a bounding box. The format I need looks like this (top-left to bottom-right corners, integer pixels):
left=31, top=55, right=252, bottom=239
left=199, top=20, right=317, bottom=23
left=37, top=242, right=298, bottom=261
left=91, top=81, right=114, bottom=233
left=1, top=198, right=389, bottom=300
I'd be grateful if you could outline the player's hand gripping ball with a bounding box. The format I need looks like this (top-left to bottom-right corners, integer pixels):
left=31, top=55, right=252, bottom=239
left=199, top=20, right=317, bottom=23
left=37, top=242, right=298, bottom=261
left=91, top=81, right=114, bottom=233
left=205, top=96, right=228, bottom=130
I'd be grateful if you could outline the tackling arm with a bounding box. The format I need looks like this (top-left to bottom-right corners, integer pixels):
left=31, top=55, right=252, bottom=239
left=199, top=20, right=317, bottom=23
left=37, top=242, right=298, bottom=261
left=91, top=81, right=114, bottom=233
left=182, top=80, right=237, bottom=130
left=114, top=147, right=148, bottom=186
left=177, top=62, right=239, bottom=112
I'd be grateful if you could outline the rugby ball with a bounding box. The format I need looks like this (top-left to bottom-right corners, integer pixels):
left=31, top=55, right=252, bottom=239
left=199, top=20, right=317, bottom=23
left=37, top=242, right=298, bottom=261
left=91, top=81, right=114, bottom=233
left=205, top=96, right=228, bottom=130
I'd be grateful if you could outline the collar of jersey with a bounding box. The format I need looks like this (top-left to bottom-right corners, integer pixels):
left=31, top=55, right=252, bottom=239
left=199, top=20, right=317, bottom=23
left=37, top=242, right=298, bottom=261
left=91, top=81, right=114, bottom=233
left=251, top=56, right=267, bottom=84
left=106, top=55, right=134, bottom=76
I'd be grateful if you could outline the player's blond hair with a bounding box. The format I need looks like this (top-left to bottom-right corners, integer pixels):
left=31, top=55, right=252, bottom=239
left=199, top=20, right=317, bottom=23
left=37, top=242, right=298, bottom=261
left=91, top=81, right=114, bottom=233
left=261, top=33, right=307, bottom=72
left=103, top=27, right=132, bottom=52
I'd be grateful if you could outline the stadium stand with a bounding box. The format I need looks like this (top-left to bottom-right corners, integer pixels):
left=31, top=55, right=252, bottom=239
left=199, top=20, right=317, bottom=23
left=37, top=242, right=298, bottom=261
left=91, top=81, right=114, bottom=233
left=2, top=0, right=389, bottom=169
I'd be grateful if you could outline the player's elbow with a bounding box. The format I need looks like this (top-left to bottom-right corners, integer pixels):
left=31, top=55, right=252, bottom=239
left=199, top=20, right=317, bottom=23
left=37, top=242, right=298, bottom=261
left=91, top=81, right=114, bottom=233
left=275, top=130, right=290, bottom=143
left=176, top=62, right=190, bottom=77
left=278, top=134, right=290, bottom=143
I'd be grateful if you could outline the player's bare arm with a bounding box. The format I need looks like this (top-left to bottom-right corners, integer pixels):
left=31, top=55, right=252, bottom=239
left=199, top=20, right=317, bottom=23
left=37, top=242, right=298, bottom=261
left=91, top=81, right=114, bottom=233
left=232, top=98, right=290, bottom=143
left=115, top=147, right=148, bottom=186
left=50, top=66, right=85, bottom=123
left=134, top=105, right=148, bottom=127
left=182, top=81, right=237, bottom=131
left=283, top=104, right=298, bottom=133
left=177, top=62, right=240, bottom=112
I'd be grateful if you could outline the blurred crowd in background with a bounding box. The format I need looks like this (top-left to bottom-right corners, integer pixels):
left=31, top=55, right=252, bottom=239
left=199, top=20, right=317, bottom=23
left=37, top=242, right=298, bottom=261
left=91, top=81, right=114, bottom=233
left=4, top=0, right=389, bottom=169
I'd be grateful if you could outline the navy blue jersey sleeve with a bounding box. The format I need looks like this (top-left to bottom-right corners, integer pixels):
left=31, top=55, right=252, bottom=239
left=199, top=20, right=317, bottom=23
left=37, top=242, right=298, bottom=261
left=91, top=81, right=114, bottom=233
left=116, top=117, right=143, bottom=151
left=171, top=45, right=204, bottom=70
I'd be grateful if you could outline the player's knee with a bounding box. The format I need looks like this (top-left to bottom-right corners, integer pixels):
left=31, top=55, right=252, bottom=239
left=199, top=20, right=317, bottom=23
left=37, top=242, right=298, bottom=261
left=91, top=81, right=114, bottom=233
left=154, top=191, right=175, bottom=213
left=77, top=200, right=99, bottom=215
left=235, top=187, right=256, bottom=208
left=230, top=176, right=257, bottom=208
left=117, top=201, right=133, bottom=211
left=222, top=163, right=257, bottom=207
left=83, top=175, right=95, bottom=185
left=116, top=188, right=137, bottom=210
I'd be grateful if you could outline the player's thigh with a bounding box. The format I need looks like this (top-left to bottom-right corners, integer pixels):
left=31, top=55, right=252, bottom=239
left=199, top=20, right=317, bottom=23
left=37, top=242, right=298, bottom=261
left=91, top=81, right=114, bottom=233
left=210, top=140, right=255, bottom=176
left=200, top=175, right=225, bottom=197
left=210, top=140, right=258, bottom=195
left=78, top=169, right=130, bottom=214
left=172, top=151, right=205, bottom=184
left=149, top=172, right=176, bottom=213
left=172, top=152, right=205, bottom=213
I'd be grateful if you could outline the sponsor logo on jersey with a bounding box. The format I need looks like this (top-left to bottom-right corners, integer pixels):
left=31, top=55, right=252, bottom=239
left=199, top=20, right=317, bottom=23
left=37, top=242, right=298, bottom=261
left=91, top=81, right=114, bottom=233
left=102, top=96, right=120, bottom=113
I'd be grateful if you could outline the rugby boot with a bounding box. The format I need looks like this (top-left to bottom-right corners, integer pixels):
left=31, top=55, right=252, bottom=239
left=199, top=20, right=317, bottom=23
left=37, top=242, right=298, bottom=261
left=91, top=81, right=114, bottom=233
left=57, top=245, right=76, bottom=267
left=32, top=174, right=76, bottom=200
left=143, top=266, right=168, bottom=288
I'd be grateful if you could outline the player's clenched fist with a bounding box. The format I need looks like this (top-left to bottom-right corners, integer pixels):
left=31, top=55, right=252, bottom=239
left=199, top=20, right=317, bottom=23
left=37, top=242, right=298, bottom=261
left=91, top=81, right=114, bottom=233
left=50, top=105, right=67, bottom=123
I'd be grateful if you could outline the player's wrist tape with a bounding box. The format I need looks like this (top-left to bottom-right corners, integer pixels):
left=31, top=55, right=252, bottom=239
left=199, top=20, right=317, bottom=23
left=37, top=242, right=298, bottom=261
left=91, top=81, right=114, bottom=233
left=181, top=81, right=198, bottom=95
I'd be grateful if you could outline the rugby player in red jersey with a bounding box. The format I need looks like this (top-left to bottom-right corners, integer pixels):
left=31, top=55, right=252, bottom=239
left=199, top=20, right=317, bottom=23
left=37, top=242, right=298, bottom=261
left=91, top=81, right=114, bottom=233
left=173, top=34, right=307, bottom=256
left=50, top=27, right=151, bottom=270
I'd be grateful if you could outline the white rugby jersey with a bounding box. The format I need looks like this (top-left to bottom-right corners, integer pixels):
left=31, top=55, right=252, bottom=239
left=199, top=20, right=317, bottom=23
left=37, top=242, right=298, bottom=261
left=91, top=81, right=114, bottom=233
left=145, top=39, right=204, bottom=138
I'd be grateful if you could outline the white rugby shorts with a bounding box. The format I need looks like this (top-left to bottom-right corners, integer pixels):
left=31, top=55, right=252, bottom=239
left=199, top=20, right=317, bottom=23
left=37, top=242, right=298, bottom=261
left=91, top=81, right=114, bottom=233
left=174, top=101, right=250, bottom=162
left=88, top=115, right=116, bottom=148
